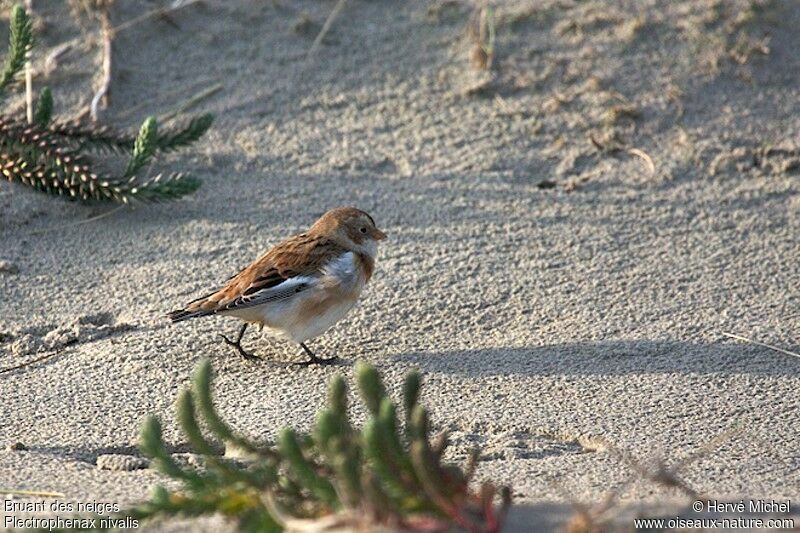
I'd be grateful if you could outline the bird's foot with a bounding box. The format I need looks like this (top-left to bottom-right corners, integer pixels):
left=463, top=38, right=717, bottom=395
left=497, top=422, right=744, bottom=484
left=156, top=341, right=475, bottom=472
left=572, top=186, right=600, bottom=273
left=294, top=354, right=339, bottom=367
left=295, top=342, right=338, bottom=366
left=219, top=333, right=260, bottom=361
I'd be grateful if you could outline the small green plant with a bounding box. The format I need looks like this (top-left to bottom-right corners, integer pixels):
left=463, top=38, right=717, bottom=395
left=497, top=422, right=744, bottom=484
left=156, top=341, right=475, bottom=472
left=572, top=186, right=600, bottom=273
left=0, top=5, right=211, bottom=203
left=0, top=4, right=31, bottom=91
left=116, top=360, right=511, bottom=532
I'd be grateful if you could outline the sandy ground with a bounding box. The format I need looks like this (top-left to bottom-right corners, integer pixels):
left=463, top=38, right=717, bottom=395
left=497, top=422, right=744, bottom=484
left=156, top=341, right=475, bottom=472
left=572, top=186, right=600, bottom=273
left=1, top=0, right=799, bottom=530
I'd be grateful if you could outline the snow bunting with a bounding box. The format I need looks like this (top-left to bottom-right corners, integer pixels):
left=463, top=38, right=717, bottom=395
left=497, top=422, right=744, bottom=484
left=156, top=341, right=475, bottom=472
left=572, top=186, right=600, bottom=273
left=168, top=207, right=386, bottom=365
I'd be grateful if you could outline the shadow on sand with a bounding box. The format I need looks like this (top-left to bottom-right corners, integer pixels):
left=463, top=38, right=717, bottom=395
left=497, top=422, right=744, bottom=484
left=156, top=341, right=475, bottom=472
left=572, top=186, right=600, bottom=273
left=390, top=339, right=800, bottom=378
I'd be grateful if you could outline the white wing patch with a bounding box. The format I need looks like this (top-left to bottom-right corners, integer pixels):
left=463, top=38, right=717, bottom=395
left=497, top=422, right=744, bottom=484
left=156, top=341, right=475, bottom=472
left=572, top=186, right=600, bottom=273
left=221, top=253, right=358, bottom=313
left=224, top=275, right=318, bottom=311
left=222, top=252, right=367, bottom=342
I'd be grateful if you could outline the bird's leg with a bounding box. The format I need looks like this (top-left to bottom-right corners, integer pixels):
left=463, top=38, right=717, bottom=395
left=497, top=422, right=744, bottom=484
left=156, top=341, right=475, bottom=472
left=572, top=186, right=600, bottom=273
left=295, top=342, right=338, bottom=366
left=219, top=323, right=259, bottom=361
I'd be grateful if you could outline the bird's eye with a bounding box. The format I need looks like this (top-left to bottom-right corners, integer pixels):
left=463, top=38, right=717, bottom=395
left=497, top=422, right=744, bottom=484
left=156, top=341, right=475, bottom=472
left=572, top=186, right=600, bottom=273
left=359, top=227, right=368, bottom=234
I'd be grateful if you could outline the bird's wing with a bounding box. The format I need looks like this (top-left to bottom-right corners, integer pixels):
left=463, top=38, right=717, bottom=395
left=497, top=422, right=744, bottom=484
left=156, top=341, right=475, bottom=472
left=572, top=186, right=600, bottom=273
left=185, top=234, right=347, bottom=314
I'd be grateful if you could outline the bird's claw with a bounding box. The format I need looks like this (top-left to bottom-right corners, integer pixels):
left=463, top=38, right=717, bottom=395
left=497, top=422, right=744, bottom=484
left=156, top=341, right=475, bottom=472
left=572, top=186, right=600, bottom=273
left=219, top=333, right=260, bottom=361
left=294, top=354, right=339, bottom=367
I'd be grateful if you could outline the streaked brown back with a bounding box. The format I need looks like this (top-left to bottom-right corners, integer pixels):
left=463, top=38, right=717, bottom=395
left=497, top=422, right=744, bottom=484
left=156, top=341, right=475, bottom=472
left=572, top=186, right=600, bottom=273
left=187, top=233, right=347, bottom=313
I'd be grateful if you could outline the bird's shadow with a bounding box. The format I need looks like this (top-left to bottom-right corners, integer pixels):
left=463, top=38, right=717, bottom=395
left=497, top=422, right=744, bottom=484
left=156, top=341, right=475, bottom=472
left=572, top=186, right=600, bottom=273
left=390, top=339, right=799, bottom=378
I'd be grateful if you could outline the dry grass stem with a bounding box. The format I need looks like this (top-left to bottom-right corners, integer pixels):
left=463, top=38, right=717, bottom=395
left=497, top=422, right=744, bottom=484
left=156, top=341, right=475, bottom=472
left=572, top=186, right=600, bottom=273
left=25, top=205, right=126, bottom=236
left=43, top=42, right=73, bottom=76
left=306, top=0, right=347, bottom=61
left=0, top=348, right=67, bottom=375
left=24, top=0, right=33, bottom=124
left=468, top=3, right=495, bottom=70
left=90, top=3, right=113, bottom=121
left=111, top=0, right=204, bottom=35
left=720, top=331, right=800, bottom=360
left=160, top=82, right=223, bottom=121
left=627, top=148, right=655, bottom=175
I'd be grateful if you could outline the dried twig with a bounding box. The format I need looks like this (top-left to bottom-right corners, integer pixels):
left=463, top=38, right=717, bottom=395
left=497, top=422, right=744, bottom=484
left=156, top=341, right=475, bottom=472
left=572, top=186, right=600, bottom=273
left=113, top=77, right=215, bottom=121
left=160, top=82, right=223, bottom=121
left=44, top=42, right=73, bottom=76
left=90, top=3, right=113, bottom=122
left=669, top=426, right=742, bottom=473
left=306, top=0, right=347, bottom=60
left=720, top=332, right=800, bottom=360
left=64, top=0, right=205, bottom=121
left=25, top=205, right=126, bottom=236
left=610, top=449, right=701, bottom=500
left=590, top=133, right=656, bottom=176
left=111, top=0, right=203, bottom=35
left=0, top=348, right=66, bottom=375
left=468, top=3, right=495, bottom=70
left=589, top=132, right=623, bottom=153
left=627, top=147, right=655, bottom=175
left=554, top=474, right=630, bottom=533
left=606, top=428, right=740, bottom=501
left=24, top=0, right=33, bottom=124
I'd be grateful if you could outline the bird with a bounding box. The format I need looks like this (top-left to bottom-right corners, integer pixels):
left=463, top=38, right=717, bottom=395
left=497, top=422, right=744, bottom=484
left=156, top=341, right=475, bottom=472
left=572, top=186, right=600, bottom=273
left=167, top=207, right=387, bottom=365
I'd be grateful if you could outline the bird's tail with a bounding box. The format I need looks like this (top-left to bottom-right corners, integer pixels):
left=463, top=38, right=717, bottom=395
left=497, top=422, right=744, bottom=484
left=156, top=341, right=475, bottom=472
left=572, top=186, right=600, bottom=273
left=166, top=306, right=212, bottom=323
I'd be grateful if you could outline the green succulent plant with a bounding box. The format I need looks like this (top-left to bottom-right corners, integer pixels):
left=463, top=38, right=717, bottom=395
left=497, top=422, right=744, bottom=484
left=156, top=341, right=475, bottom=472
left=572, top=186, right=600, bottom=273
left=0, top=4, right=211, bottom=203
left=103, top=360, right=512, bottom=532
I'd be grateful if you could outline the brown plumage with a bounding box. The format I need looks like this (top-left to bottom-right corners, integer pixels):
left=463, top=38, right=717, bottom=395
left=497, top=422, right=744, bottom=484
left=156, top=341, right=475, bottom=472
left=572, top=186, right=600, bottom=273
left=167, top=207, right=386, bottom=364
left=186, top=235, right=349, bottom=314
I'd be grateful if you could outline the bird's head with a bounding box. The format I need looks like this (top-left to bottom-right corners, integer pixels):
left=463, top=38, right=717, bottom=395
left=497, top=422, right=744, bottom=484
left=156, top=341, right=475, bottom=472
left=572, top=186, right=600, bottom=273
left=310, top=207, right=387, bottom=256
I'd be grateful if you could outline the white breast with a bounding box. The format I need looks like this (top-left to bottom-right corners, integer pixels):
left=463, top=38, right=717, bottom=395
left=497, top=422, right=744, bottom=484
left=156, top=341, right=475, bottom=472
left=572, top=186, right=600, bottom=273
left=322, top=251, right=360, bottom=289
left=229, top=252, right=369, bottom=343
left=286, top=297, right=360, bottom=343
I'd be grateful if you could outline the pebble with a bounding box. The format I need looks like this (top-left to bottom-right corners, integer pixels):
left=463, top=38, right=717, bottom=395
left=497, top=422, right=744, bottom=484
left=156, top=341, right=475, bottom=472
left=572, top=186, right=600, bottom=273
left=0, top=260, right=18, bottom=274
left=95, top=454, right=149, bottom=471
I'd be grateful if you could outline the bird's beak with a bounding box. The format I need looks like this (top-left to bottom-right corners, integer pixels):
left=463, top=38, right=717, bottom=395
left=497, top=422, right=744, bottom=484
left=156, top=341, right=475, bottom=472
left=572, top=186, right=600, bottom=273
left=371, top=228, right=387, bottom=241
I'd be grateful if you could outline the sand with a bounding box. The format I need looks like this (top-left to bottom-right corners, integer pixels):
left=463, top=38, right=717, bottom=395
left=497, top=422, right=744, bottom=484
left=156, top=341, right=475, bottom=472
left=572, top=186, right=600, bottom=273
left=1, top=0, right=798, bottom=530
